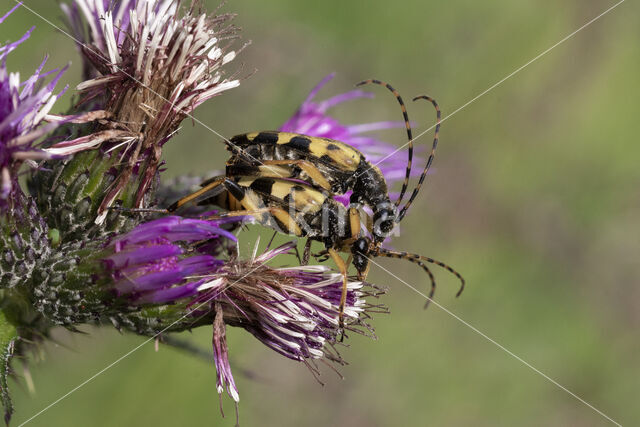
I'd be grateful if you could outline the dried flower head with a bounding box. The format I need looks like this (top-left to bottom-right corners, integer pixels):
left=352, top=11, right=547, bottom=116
left=185, top=241, right=383, bottom=406
left=51, top=0, right=245, bottom=222
left=0, top=4, right=68, bottom=209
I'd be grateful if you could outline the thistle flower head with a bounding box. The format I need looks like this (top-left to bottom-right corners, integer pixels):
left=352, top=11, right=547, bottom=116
left=106, top=222, right=384, bottom=406
left=195, top=241, right=377, bottom=343
left=197, top=242, right=383, bottom=407
left=281, top=73, right=417, bottom=185
left=62, top=0, right=241, bottom=112
left=0, top=4, right=67, bottom=208
left=52, top=0, right=245, bottom=222
left=102, top=215, right=237, bottom=299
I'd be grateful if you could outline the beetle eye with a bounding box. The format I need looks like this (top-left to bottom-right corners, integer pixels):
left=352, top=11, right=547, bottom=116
left=381, top=219, right=394, bottom=233
left=373, top=209, right=396, bottom=237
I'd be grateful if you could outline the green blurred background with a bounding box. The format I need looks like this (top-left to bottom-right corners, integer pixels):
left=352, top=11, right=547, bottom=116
left=4, top=0, right=640, bottom=425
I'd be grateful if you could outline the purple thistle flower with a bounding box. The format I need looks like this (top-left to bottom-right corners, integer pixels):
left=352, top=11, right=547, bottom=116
left=54, top=0, right=246, bottom=222
left=105, top=218, right=384, bottom=408
left=280, top=73, right=420, bottom=187
left=103, top=216, right=235, bottom=298
left=0, top=5, right=68, bottom=208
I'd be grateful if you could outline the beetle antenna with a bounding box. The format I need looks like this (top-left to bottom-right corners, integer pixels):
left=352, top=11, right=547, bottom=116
left=355, top=79, right=414, bottom=209
left=397, top=95, right=441, bottom=222
left=376, top=248, right=464, bottom=307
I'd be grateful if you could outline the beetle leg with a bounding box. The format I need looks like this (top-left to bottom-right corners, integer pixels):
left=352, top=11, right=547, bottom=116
left=328, top=248, right=349, bottom=339
left=200, top=209, right=267, bottom=218
left=168, top=175, right=226, bottom=212
left=302, top=239, right=312, bottom=265
left=313, top=249, right=330, bottom=262
left=228, top=159, right=332, bottom=191
left=349, top=206, right=362, bottom=238
left=266, top=159, right=332, bottom=191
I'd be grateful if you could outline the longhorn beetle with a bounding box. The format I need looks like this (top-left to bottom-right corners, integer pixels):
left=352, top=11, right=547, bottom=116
left=168, top=79, right=465, bottom=331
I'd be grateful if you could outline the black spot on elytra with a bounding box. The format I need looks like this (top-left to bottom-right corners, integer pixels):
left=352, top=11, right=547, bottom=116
left=287, top=136, right=311, bottom=152
left=250, top=178, right=275, bottom=196
left=326, top=143, right=340, bottom=151
left=254, top=132, right=279, bottom=144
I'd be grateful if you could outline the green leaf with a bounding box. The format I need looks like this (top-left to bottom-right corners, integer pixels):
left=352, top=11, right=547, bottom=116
left=0, top=310, right=17, bottom=425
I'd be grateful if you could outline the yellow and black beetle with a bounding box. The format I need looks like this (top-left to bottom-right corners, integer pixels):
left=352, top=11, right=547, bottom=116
left=169, top=80, right=464, bottom=331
